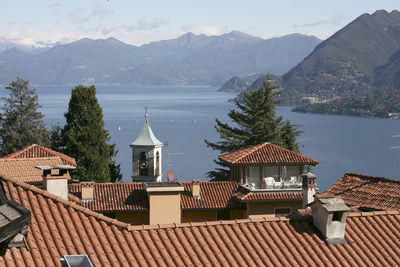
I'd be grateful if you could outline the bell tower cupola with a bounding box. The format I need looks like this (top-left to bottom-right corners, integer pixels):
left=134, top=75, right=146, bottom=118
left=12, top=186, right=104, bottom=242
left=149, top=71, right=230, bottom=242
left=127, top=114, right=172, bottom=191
left=130, top=111, right=163, bottom=182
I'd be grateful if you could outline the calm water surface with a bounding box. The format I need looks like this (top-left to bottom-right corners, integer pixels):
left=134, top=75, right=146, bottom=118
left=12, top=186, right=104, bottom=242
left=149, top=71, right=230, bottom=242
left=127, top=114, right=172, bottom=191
left=16, top=86, right=400, bottom=190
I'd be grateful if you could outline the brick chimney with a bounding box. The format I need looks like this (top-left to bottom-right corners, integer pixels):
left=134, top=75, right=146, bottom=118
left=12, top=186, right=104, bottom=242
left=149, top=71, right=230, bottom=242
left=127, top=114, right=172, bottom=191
left=310, top=193, right=350, bottom=244
left=81, top=182, right=94, bottom=201
left=302, top=172, right=316, bottom=208
left=145, top=182, right=184, bottom=225
left=192, top=180, right=201, bottom=199
left=36, top=165, right=76, bottom=200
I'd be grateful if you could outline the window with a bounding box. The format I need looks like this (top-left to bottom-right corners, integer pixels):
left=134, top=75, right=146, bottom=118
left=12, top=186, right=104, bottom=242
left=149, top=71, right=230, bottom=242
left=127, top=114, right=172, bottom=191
left=155, top=151, right=160, bottom=176
left=264, top=166, right=279, bottom=182
left=139, top=152, right=148, bottom=176
left=284, top=166, right=299, bottom=182
left=274, top=207, right=291, bottom=217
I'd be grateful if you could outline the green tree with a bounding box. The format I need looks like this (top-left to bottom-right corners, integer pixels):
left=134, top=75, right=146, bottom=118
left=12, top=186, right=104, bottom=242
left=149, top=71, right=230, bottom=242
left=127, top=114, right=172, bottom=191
left=62, top=85, right=121, bottom=182
left=205, top=76, right=301, bottom=180
left=0, top=78, right=49, bottom=155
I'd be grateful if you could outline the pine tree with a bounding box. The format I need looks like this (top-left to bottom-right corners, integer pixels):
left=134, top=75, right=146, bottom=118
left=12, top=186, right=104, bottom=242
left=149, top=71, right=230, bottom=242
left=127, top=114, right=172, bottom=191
left=205, top=75, right=301, bottom=180
left=0, top=78, right=49, bottom=155
left=62, top=85, right=121, bottom=182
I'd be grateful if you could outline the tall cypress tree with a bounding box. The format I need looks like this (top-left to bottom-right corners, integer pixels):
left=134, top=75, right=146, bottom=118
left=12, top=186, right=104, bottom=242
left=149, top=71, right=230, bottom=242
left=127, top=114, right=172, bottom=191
left=0, top=78, right=49, bottom=155
left=62, top=85, right=121, bottom=182
left=205, top=75, right=301, bottom=180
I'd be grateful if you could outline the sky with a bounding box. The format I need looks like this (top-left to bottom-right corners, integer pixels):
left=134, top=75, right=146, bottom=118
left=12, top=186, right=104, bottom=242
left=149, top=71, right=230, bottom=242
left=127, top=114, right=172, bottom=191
left=1, top=1, right=399, bottom=46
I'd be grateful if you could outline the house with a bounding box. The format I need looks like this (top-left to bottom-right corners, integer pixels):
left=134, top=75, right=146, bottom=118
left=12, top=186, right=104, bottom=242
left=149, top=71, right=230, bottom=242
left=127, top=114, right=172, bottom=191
left=1, top=173, right=399, bottom=266
left=68, top=171, right=318, bottom=224
left=326, top=172, right=400, bottom=211
left=2, top=144, right=77, bottom=167
left=219, top=142, right=318, bottom=188
left=0, top=144, right=77, bottom=186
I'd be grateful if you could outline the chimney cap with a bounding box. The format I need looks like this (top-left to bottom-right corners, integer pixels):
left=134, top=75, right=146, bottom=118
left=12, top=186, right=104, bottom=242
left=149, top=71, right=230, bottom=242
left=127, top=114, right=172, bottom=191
left=35, top=165, right=76, bottom=171
left=301, top=172, right=316, bottom=179
left=316, top=195, right=350, bottom=212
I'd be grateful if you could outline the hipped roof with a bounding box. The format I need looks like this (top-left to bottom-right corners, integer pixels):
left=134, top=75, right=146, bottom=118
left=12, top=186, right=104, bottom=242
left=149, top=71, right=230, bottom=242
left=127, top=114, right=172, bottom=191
left=219, top=143, right=319, bottom=165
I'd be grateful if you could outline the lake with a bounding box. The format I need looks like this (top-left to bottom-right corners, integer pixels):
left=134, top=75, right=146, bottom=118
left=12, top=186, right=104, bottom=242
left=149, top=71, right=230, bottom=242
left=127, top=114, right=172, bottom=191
left=11, top=85, right=400, bottom=191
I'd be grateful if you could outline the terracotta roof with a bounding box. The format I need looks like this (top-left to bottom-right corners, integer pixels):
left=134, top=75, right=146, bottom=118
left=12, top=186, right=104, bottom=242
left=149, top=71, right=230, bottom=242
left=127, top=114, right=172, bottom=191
left=2, top=144, right=77, bottom=167
left=234, top=186, right=303, bottom=202
left=69, top=181, right=244, bottom=212
left=326, top=172, right=400, bottom=210
left=219, top=142, right=319, bottom=165
left=1, top=174, right=400, bottom=266
left=0, top=157, right=66, bottom=182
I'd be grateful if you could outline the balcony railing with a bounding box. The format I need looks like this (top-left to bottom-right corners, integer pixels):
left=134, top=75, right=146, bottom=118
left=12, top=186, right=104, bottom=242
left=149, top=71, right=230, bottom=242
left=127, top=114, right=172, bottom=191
left=248, top=176, right=302, bottom=190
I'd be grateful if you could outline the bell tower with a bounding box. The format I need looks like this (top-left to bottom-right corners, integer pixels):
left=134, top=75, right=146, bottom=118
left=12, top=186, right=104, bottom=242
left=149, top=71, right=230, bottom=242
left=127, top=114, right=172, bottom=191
left=130, top=112, right=163, bottom=182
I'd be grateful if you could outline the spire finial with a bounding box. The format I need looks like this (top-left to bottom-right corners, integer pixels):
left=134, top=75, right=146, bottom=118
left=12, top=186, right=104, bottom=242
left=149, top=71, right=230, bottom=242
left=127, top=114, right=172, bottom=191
left=145, top=107, right=148, bottom=122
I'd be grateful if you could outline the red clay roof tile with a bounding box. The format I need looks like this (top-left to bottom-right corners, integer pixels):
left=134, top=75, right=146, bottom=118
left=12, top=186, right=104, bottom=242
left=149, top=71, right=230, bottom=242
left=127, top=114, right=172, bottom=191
left=2, top=144, right=77, bottom=167
left=69, top=181, right=245, bottom=212
left=326, top=173, right=400, bottom=210
left=1, top=173, right=400, bottom=266
left=219, top=143, right=319, bottom=165
left=234, top=185, right=303, bottom=202
left=0, top=157, right=66, bottom=182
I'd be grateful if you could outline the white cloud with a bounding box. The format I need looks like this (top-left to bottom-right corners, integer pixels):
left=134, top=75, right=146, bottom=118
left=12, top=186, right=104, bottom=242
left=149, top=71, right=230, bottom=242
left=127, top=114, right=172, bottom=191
left=293, top=14, right=346, bottom=29
left=128, top=19, right=169, bottom=31
left=67, top=8, right=88, bottom=26
left=92, top=4, right=114, bottom=20
left=101, top=23, right=124, bottom=35
left=193, top=26, right=222, bottom=36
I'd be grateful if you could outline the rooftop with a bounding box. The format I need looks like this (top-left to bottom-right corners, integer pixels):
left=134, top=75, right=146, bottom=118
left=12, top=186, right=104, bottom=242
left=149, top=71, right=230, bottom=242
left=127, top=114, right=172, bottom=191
left=234, top=185, right=303, bottom=202
left=1, top=173, right=400, bottom=266
left=219, top=142, right=319, bottom=165
left=69, top=181, right=245, bottom=212
left=326, top=172, right=400, bottom=210
left=0, top=157, right=67, bottom=182
left=2, top=144, right=77, bottom=167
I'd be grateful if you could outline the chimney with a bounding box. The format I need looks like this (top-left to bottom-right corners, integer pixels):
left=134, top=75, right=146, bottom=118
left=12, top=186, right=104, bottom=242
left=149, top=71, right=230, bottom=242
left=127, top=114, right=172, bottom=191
left=145, top=182, right=184, bottom=225
left=81, top=182, right=94, bottom=201
left=311, top=193, right=350, bottom=244
left=36, top=165, right=76, bottom=200
left=192, top=180, right=201, bottom=199
left=302, top=172, right=317, bottom=208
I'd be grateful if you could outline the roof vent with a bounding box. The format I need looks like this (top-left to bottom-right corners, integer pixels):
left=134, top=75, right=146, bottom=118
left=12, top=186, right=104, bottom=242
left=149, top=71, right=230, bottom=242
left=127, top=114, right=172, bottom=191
left=81, top=182, right=94, bottom=201
left=192, top=180, right=201, bottom=199
left=36, top=165, right=76, bottom=200
left=60, top=254, right=93, bottom=267
left=311, top=193, right=350, bottom=244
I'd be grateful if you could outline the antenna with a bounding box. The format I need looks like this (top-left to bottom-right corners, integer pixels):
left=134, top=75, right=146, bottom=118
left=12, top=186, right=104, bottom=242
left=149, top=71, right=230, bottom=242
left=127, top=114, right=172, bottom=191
left=391, top=135, right=400, bottom=175
left=164, top=141, right=184, bottom=181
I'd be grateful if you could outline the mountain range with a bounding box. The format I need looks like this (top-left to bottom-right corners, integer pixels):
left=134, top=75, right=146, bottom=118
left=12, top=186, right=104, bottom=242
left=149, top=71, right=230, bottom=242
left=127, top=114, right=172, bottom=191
left=0, top=32, right=320, bottom=87
left=281, top=9, right=400, bottom=104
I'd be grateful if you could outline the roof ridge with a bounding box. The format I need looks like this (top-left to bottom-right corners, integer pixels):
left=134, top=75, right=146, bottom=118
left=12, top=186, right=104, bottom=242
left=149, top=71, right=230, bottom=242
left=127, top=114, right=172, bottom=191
left=127, top=215, right=291, bottom=231
left=225, top=143, right=265, bottom=164
left=344, top=172, right=400, bottom=183
left=0, top=156, right=63, bottom=162
left=347, top=209, right=400, bottom=217
left=0, top=173, right=132, bottom=229
left=1, top=144, right=77, bottom=166
left=267, top=143, right=319, bottom=163
left=126, top=208, right=400, bottom=232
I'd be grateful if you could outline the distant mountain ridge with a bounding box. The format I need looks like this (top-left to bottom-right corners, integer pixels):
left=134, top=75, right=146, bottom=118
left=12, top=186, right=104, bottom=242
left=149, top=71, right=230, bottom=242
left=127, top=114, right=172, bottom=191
left=281, top=10, right=400, bottom=103
left=0, top=32, right=320, bottom=86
